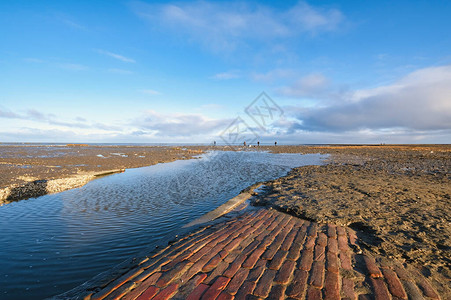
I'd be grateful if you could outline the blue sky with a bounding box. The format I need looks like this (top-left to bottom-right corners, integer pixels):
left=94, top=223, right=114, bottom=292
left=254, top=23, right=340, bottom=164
left=1, top=0, right=450, bottom=144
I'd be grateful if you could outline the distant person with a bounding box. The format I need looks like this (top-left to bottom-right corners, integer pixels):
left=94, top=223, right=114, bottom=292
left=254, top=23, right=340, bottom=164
left=243, top=141, right=246, bottom=147
left=257, top=141, right=260, bottom=147
left=275, top=141, right=277, bottom=146
left=213, top=141, right=216, bottom=146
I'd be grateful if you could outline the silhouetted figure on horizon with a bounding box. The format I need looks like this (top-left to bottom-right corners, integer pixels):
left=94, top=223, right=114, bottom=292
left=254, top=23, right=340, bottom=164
left=244, top=141, right=246, bottom=147
left=275, top=141, right=277, bottom=146
left=257, top=141, right=260, bottom=147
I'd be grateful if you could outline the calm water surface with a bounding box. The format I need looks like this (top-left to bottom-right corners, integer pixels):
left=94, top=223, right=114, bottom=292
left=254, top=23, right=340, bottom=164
left=0, top=151, right=327, bottom=299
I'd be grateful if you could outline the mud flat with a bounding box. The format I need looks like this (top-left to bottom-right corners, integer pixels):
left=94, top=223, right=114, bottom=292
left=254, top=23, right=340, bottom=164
left=0, top=145, right=207, bottom=205
left=254, top=144, right=450, bottom=296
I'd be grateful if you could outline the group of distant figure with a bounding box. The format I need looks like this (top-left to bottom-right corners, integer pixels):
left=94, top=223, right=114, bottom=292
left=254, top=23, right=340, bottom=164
left=212, top=141, right=277, bottom=147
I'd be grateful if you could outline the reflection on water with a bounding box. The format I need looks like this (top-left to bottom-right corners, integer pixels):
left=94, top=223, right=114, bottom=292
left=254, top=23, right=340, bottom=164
left=0, top=151, right=326, bottom=299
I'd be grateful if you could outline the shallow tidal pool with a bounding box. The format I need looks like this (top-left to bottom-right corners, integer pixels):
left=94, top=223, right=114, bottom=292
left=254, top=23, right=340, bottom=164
left=0, top=151, right=327, bottom=299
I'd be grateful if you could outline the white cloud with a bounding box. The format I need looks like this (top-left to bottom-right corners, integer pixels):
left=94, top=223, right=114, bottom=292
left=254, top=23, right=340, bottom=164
left=96, top=49, right=136, bottom=63
left=288, top=65, right=451, bottom=132
left=131, top=1, right=345, bottom=53
left=135, top=110, right=232, bottom=137
left=278, top=73, right=329, bottom=97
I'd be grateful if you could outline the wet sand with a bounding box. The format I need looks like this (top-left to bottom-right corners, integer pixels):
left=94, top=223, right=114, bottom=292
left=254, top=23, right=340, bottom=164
left=0, top=145, right=205, bottom=204
left=2, top=144, right=449, bottom=296
left=254, top=145, right=450, bottom=296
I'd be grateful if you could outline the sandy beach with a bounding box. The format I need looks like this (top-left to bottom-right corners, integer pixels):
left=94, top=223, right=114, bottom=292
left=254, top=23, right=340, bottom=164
left=1, top=144, right=449, bottom=297
left=256, top=144, right=451, bottom=296
left=0, top=145, right=205, bottom=204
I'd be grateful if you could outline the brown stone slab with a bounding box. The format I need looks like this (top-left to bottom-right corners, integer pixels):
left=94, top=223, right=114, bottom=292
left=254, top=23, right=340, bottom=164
left=304, top=236, right=317, bottom=250
left=338, top=235, right=348, bottom=252
left=327, top=224, right=337, bottom=238
left=268, top=250, right=288, bottom=270
left=247, top=264, right=266, bottom=283
left=253, top=269, right=277, bottom=298
left=287, top=241, right=303, bottom=261
left=314, top=243, right=326, bottom=261
left=224, top=254, right=247, bottom=278
left=336, top=226, right=346, bottom=236
left=268, top=284, right=286, bottom=300
left=186, top=283, right=209, bottom=300
left=342, top=277, right=356, bottom=300
left=326, top=252, right=339, bottom=274
left=281, top=226, right=298, bottom=251
left=308, top=223, right=318, bottom=237
left=135, top=286, right=159, bottom=300
left=324, top=271, right=340, bottom=300
left=370, top=278, right=391, bottom=300
left=204, top=261, right=230, bottom=285
left=381, top=268, right=407, bottom=299
left=309, top=260, right=325, bottom=289
left=104, top=281, right=136, bottom=300
left=216, top=291, right=234, bottom=300
left=121, top=273, right=161, bottom=300
left=327, top=238, right=338, bottom=254
left=235, top=281, right=256, bottom=300
left=153, top=283, right=178, bottom=300
left=286, top=270, right=309, bottom=299
left=202, top=254, right=222, bottom=272
left=91, top=267, right=145, bottom=300
left=298, top=250, right=314, bottom=271
left=339, top=252, right=352, bottom=270
left=306, top=285, right=322, bottom=300
left=242, top=248, right=265, bottom=269
left=274, top=260, right=296, bottom=284
left=362, top=255, right=383, bottom=278
left=156, top=260, right=192, bottom=288
left=188, top=245, right=212, bottom=263
left=401, top=280, right=425, bottom=300
left=201, top=276, right=230, bottom=299
left=317, top=232, right=328, bottom=246
left=225, top=268, right=250, bottom=295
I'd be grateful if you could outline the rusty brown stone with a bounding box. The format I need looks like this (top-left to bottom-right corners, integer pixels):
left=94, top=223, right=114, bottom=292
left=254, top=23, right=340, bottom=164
left=362, top=255, right=383, bottom=278
left=135, top=286, right=159, bottom=300
left=324, top=271, right=340, bottom=300
left=370, top=278, right=391, bottom=300
left=274, top=260, right=295, bottom=284
left=253, top=269, right=277, bottom=298
left=342, top=278, right=356, bottom=300
left=225, top=268, right=250, bottom=295
left=298, top=250, right=314, bottom=271
left=268, top=284, right=286, bottom=300
left=381, top=268, right=407, bottom=299
left=234, top=281, right=256, bottom=300
left=201, top=276, right=230, bottom=299
left=186, top=283, right=209, bottom=300
left=286, top=270, right=308, bottom=299
left=242, top=248, right=265, bottom=269
left=152, top=283, right=178, bottom=300
left=309, top=260, right=325, bottom=288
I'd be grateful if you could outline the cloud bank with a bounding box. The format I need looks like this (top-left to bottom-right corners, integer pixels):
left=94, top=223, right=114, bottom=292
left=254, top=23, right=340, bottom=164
left=286, top=65, right=451, bottom=134
left=131, top=1, right=344, bottom=52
